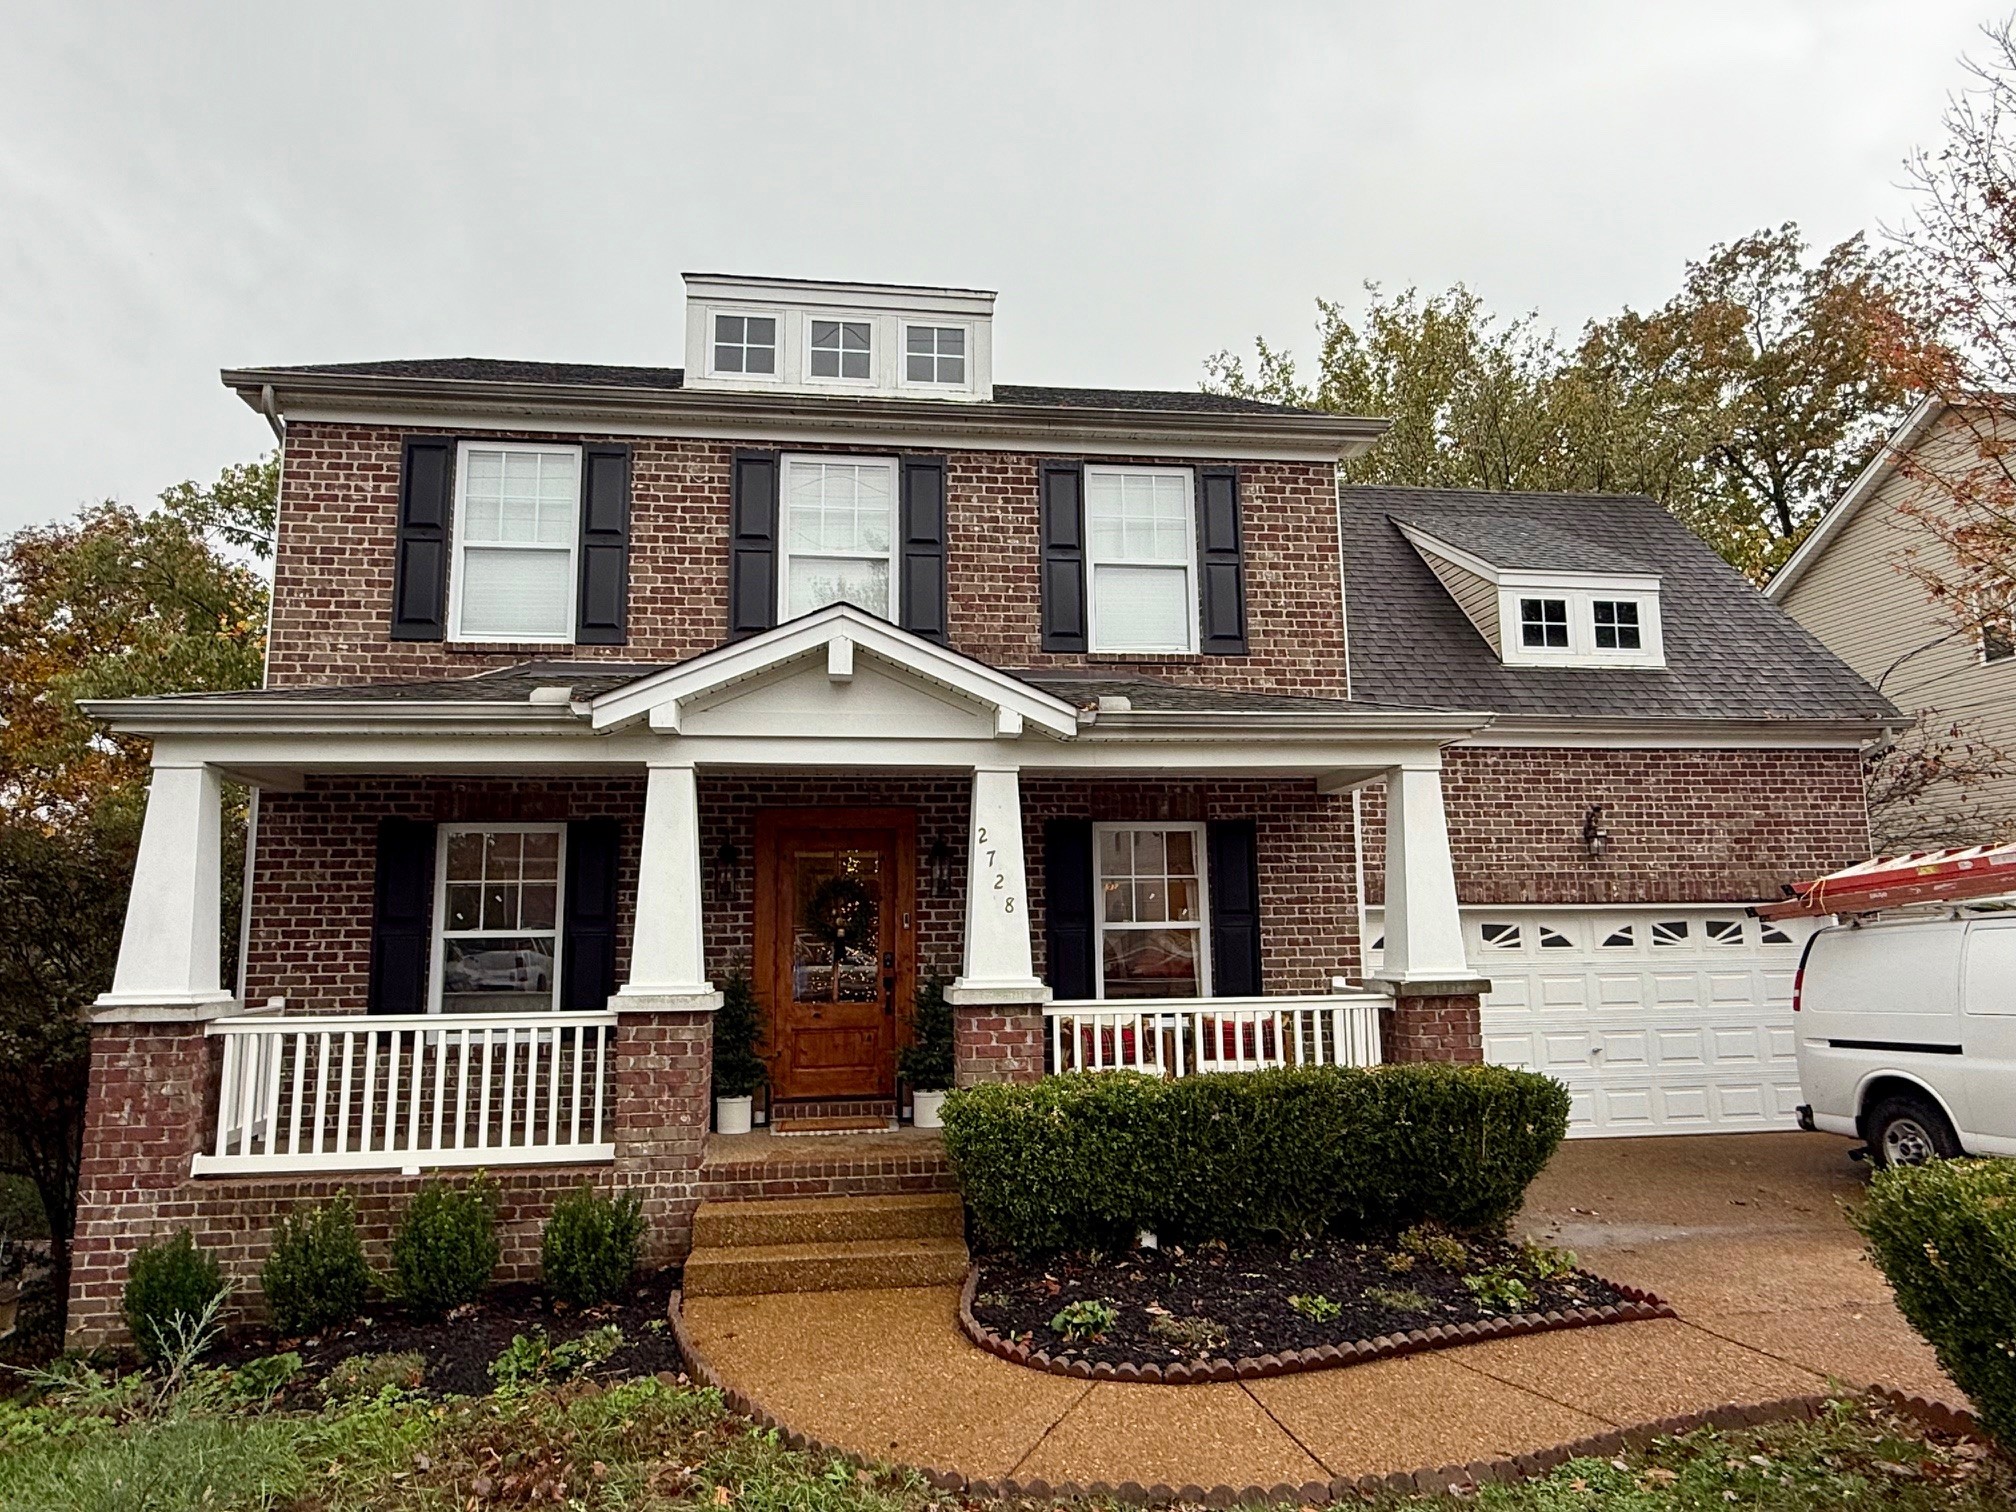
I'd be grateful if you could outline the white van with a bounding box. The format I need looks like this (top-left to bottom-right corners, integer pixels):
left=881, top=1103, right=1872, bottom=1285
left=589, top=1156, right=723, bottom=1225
left=1793, top=913, right=2016, bottom=1166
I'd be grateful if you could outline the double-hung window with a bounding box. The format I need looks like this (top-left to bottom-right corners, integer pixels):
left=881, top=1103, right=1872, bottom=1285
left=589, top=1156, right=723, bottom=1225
left=780, top=456, right=898, bottom=619
left=1085, top=466, right=1196, bottom=653
left=451, top=443, right=579, bottom=642
left=809, top=319, right=872, bottom=379
left=434, top=825, right=564, bottom=1014
left=1095, top=824, right=1210, bottom=998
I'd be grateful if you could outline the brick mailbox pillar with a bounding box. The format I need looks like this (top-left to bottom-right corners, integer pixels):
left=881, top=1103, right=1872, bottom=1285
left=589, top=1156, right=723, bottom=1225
left=1374, top=981, right=1489, bottom=1065
left=67, top=1005, right=229, bottom=1351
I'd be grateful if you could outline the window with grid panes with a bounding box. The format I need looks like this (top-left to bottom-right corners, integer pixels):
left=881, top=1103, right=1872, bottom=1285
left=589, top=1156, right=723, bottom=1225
left=779, top=457, right=897, bottom=618
left=1085, top=467, right=1195, bottom=652
left=1095, top=825, right=1208, bottom=997
left=436, top=826, right=563, bottom=1012
left=452, top=445, right=579, bottom=641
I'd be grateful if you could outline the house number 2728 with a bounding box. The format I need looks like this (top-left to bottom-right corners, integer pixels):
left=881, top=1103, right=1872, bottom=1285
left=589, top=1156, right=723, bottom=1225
left=975, top=826, right=1016, bottom=913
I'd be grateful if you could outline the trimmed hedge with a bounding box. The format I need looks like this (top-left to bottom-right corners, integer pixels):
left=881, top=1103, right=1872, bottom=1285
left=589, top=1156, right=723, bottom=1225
left=940, top=1063, right=1570, bottom=1252
left=391, top=1173, right=500, bottom=1319
left=123, top=1230, right=226, bottom=1362
left=1853, top=1158, right=2016, bottom=1454
left=262, top=1193, right=371, bottom=1336
left=542, top=1185, right=646, bottom=1307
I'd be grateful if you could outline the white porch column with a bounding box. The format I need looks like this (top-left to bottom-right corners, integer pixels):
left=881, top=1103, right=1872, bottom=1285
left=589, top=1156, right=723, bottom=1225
left=615, top=761, right=719, bottom=1010
left=1377, top=761, right=1475, bottom=985
left=947, top=764, right=1049, bottom=1004
left=98, top=762, right=232, bottom=1012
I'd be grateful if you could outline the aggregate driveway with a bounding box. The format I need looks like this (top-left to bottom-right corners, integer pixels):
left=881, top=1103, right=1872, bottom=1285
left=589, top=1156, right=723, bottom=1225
left=681, top=1131, right=1961, bottom=1487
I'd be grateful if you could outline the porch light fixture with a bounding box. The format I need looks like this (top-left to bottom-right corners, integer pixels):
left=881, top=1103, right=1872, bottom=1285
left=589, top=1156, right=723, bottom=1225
left=709, top=841, right=741, bottom=902
left=1582, top=805, right=1610, bottom=860
left=928, top=835, right=954, bottom=898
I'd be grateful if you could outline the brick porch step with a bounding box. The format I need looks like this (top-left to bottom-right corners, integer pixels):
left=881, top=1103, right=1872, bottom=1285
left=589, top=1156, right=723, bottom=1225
left=693, top=1192, right=964, bottom=1248
left=682, top=1235, right=970, bottom=1296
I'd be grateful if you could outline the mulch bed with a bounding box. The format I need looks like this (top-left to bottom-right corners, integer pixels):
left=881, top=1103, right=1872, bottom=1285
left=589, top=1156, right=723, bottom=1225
left=965, top=1234, right=1671, bottom=1382
left=212, top=1267, right=685, bottom=1399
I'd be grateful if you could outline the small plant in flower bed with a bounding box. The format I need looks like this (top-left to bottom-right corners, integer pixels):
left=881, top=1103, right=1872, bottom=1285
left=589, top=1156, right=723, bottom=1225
left=970, top=1229, right=1623, bottom=1367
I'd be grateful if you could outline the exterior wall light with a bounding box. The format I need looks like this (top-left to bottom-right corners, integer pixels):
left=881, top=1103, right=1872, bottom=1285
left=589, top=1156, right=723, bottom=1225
left=928, top=835, right=954, bottom=898
left=708, top=841, right=741, bottom=903
left=1583, top=804, right=1610, bottom=860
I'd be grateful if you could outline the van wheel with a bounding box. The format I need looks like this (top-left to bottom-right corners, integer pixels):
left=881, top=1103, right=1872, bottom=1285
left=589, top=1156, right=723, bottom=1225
left=1866, top=1094, right=1962, bottom=1169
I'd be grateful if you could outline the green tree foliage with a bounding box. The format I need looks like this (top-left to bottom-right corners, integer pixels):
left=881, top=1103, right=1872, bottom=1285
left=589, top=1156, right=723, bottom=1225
left=0, top=455, right=275, bottom=1308
left=1205, top=228, right=1926, bottom=581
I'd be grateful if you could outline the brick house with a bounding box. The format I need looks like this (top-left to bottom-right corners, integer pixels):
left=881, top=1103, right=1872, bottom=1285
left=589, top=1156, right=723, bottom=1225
left=67, top=274, right=1893, bottom=1346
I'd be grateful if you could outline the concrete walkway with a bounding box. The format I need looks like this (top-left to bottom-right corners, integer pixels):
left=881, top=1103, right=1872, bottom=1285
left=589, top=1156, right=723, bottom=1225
left=682, top=1133, right=1960, bottom=1487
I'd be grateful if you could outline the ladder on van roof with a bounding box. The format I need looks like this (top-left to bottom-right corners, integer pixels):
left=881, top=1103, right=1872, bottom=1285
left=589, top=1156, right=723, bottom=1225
left=1757, top=842, right=2016, bottom=920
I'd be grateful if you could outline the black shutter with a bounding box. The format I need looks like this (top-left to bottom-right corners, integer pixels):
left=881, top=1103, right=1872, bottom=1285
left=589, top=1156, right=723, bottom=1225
left=369, top=818, right=435, bottom=1013
left=576, top=444, right=632, bottom=644
left=1043, top=818, right=1096, bottom=1000
left=561, top=818, right=621, bottom=1012
left=1196, top=466, right=1248, bottom=655
left=1039, top=461, right=1087, bottom=652
left=1206, top=819, right=1262, bottom=996
left=899, top=455, right=948, bottom=641
left=728, top=450, right=780, bottom=638
left=391, top=438, right=455, bottom=640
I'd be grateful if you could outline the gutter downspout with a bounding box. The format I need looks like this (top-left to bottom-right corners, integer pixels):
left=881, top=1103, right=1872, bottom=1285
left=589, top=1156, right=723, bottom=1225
left=259, top=384, right=285, bottom=445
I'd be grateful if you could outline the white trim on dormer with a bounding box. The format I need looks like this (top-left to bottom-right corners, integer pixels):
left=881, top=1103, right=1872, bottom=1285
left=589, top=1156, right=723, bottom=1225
left=586, top=602, right=1083, bottom=738
left=1395, top=522, right=1667, bottom=670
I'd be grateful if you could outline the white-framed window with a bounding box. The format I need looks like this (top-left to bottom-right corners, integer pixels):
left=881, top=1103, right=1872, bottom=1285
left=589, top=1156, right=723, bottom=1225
left=1705, top=918, right=1746, bottom=947
left=902, top=323, right=967, bottom=386
left=808, top=317, right=873, bottom=380
left=1601, top=925, right=1636, bottom=948
left=1481, top=922, right=1523, bottom=950
left=432, top=824, right=565, bottom=1014
left=779, top=455, right=898, bottom=620
left=1538, top=926, right=1573, bottom=949
left=449, top=442, right=580, bottom=643
left=1094, top=823, right=1210, bottom=998
left=711, top=312, right=779, bottom=376
left=1759, top=920, right=1793, bottom=946
left=1518, top=598, right=1569, bottom=650
left=1085, top=465, right=1197, bottom=654
left=1593, top=599, right=1643, bottom=651
left=1983, top=619, right=2015, bottom=665
left=1651, top=919, right=1690, bottom=948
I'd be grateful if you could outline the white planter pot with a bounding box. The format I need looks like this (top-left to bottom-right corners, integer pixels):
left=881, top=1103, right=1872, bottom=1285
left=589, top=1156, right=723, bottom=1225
left=911, top=1089, right=947, bottom=1129
left=715, top=1094, right=754, bottom=1135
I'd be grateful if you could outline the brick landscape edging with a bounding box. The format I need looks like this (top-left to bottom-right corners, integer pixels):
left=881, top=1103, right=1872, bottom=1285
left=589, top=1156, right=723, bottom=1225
left=667, top=1288, right=1985, bottom=1503
left=954, top=1264, right=1678, bottom=1384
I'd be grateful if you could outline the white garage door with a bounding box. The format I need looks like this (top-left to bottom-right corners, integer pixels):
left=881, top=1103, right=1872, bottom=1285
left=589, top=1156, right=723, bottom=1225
left=1368, top=907, right=1818, bottom=1136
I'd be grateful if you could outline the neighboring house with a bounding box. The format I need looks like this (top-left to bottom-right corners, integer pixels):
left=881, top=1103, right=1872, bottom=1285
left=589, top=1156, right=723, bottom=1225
left=66, top=274, right=1891, bottom=1346
left=1768, top=396, right=2016, bottom=845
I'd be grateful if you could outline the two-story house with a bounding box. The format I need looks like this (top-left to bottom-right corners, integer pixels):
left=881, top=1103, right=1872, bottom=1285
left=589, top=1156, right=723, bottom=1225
left=66, top=274, right=1892, bottom=1346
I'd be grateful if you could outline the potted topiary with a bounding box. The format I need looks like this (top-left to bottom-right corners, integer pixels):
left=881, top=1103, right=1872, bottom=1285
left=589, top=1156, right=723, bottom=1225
left=900, top=974, right=955, bottom=1128
left=713, top=973, right=765, bottom=1134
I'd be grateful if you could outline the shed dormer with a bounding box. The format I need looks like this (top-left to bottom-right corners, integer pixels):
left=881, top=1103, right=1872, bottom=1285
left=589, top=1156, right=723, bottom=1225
left=1393, top=516, right=1666, bottom=669
left=681, top=272, right=996, bottom=401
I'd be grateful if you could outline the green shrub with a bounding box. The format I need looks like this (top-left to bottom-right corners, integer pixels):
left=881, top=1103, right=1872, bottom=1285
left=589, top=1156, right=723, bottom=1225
left=541, top=1185, right=646, bottom=1307
left=712, top=973, right=766, bottom=1099
left=898, top=975, right=955, bottom=1092
left=1049, top=1299, right=1118, bottom=1341
left=322, top=1350, right=426, bottom=1400
left=261, top=1194, right=370, bottom=1336
left=941, top=1063, right=1569, bottom=1252
left=389, top=1173, right=499, bottom=1319
left=1853, top=1157, right=2016, bottom=1453
left=121, top=1231, right=226, bottom=1363
left=1288, top=1292, right=1341, bottom=1322
left=1463, top=1266, right=1534, bottom=1312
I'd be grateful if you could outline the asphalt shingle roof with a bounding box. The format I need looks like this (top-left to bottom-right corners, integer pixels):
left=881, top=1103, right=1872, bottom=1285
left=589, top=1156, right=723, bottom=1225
left=1395, top=513, right=1650, bottom=575
left=1340, top=487, right=1897, bottom=723
left=247, top=358, right=1309, bottom=415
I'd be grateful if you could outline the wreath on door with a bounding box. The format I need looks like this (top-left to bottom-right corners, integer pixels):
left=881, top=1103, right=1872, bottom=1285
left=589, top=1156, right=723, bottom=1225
left=805, top=874, right=876, bottom=948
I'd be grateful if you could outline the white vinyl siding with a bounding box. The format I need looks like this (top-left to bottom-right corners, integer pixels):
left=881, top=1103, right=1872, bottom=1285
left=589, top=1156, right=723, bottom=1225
left=450, top=443, right=580, bottom=642
left=1085, top=466, right=1197, bottom=654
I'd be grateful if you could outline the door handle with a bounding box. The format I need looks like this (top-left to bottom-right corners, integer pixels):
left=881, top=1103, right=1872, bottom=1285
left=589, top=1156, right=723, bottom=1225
left=884, top=976, right=896, bottom=1016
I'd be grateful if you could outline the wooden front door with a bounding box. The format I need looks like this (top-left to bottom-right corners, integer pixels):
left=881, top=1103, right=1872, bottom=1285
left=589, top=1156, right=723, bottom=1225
left=755, top=809, right=916, bottom=1101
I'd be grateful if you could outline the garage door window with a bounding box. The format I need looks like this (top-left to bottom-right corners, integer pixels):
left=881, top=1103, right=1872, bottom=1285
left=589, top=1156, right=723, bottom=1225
left=1760, top=921, right=1792, bottom=945
left=1481, top=923, right=1522, bottom=949
left=1705, top=919, right=1745, bottom=946
left=1601, top=925, right=1636, bottom=947
left=1651, top=920, right=1691, bottom=947
left=1539, top=926, right=1573, bottom=948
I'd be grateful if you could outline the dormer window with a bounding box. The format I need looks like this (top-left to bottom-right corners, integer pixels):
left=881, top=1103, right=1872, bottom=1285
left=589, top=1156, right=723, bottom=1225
left=905, top=325, right=967, bottom=385
left=809, top=319, right=872, bottom=380
left=1519, top=598, right=1568, bottom=649
left=1394, top=517, right=1666, bottom=669
left=712, top=313, right=777, bottom=376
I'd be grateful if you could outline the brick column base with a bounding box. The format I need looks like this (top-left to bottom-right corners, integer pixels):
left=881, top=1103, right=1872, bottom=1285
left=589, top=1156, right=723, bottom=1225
left=1377, top=989, right=1487, bottom=1065
left=953, top=1003, right=1046, bottom=1086
left=609, top=1006, right=714, bottom=1264
left=67, top=1010, right=226, bottom=1351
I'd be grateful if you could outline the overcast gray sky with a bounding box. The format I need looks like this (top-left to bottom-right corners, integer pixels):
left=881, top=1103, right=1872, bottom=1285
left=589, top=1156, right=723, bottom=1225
left=0, top=1, right=1993, bottom=534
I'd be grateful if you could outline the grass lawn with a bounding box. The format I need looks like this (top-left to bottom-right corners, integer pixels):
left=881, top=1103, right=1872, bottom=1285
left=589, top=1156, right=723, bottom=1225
left=0, top=1346, right=2005, bottom=1512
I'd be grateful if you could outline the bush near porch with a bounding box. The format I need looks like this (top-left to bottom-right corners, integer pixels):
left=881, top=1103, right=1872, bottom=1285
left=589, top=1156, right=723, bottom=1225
left=1854, top=1158, right=2016, bottom=1456
left=941, top=1063, right=1570, bottom=1253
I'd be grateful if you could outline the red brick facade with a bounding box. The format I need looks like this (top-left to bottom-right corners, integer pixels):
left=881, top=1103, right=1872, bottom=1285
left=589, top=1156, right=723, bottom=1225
left=264, top=424, right=1347, bottom=694
left=1359, top=745, right=1872, bottom=906
left=1379, top=994, right=1486, bottom=1064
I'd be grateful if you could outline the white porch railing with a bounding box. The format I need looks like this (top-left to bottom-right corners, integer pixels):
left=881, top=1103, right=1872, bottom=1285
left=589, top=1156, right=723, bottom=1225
left=192, top=1012, right=618, bottom=1176
left=1045, top=993, right=1384, bottom=1076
